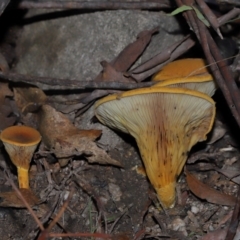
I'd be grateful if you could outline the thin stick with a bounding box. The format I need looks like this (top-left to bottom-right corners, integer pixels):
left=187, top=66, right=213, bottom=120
left=4, top=173, right=44, bottom=231
left=18, top=1, right=171, bottom=10
left=49, top=232, right=111, bottom=238
left=0, top=71, right=154, bottom=90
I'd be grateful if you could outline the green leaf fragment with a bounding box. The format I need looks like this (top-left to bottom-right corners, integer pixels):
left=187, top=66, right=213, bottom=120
left=192, top=6, right=210, bottom=27
left=168, top=5, right=210, bottom=28
left=167, top=5, right=192, bottom=16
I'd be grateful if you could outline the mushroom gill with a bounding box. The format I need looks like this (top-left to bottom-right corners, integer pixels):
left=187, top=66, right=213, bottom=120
left=95, top=87, right=215, bottom=208
left=153, top=77, right=217, bottom=97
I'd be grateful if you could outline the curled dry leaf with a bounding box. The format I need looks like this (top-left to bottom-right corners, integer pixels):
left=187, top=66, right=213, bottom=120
left=38, top=104, right=121, bottom=167
left=14, top=85, right=85, bottom=115
left=200, top=225, right=240, bottom=240
left=207, top=120, right=227, bottom=144
left=185, top=169, right=237, bottom=206
left=13, top=86, right=47, bottom=114
left=217, top=165, right=240, bottom=183
left=200, top=228, right=227, bottom=240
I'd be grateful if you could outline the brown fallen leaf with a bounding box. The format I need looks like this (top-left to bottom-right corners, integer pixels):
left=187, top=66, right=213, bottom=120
left=207, top=120, right=227, bottom=144
left=12, top=86, right=119, bottom=167
left=13, top=86, right=47, bottom=114
left=0, top=188, right=40, bottom=208
left=81, top=27, right=158, bottom=104
left=100, top=61, right=132, bottom=83
left=14, top=84, right=86, bottom=115
left=96, top=27, right=159, bottom=80
left=187, top=161, right=240, bottom=185
left=0, top=82, right=16, bottom=130
left=38, top=104, right=121, bottom=167
left=185, top=169, right=237, bottom=206
left=200, top=225, right=240, bottom=240
left=217, top=165, right=240, bottom=181
left=200, top=229, right=227, bottom=240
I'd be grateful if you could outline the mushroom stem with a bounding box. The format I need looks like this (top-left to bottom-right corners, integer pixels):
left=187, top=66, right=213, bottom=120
left=155, top=182, right=176, bottom=208
left=135, top=124, right=188, bottom=208
left=17, top=167, right=29, bottom=189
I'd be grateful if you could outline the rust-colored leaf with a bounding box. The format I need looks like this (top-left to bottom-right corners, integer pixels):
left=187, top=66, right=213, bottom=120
left=95, top=27, right=159, bottom=81
left=185, top=169, right=237, bottom=206
left=111, top=27, right=159, bottom=72
left=200, top=229, right=227, bottom=240
left=82, top=28, right=158, bottom=104
left=0, top=189, right=39, bottom=208
left=100, top=61, right=132, bottom=82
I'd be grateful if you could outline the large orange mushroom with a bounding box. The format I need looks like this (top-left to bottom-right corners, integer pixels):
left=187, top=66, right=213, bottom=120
left=152, top=58, right=217, bottom=97
left=95, top=87, right=215, bottom=208
left=153, top=77, right=217, bottom=97
left=0, top=126, right=41, bottom=189
left=152, top=58, right=212, bottom=81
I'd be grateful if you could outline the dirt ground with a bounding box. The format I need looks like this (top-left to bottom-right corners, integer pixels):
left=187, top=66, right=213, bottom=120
left=0, top=1, right=240, bottom=240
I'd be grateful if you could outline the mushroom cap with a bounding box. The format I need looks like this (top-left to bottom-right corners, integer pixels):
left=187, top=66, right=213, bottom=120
left=1, top=126, right=41, bottom=169
left=95, top=87, right=215, bottom=208
left=152, top=58, right=211, bottom=81
left=1, top=126, right=41, bottom=147
left=153, top=76, right=216, bottom=97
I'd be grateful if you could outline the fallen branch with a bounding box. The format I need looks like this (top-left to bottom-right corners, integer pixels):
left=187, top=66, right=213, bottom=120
left=18, top=0, right=172, bottom=10
left=0, top=71, right=154, bottom=90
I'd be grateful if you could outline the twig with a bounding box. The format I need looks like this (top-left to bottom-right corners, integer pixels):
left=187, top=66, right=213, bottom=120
left=196, top=0, right=222, bottom=38
left=225, top=188, right=240, bottom=240
left=205, top=29, right=240, bottom=126
left=49, top=232, right=112, bottom=238
left=129, top=36, right=196, bottom=81
left=176, top=0, right=240, bottom=127
left=130, top=35, right=193, bottom=74
left=18, top=1, right=172, bottom=10
left=37, top=188, right=74, bottom=239
left=0, top=0, right=10, bottom=16
left=4, top=173, right=45, bottom=231
left=218, top=7, right=240, bottom=26
left=0, top=71, right=155, bottom=90
left=217, top=0, right=240, bottom=7
left=108, top=210, right=128, bottom=234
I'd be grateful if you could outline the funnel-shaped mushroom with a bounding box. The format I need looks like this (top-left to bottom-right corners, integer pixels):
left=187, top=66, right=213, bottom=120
left=95, top=87, right=215, bottom=208
left=152, top=58, right=211, bottom=81
left=1, top=126, right=41, bottom=189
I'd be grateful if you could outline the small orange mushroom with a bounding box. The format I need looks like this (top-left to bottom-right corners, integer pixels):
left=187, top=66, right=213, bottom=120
left=0, top=126, right=41, bottom=189
left=95, top=87, right=215, bottom=208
